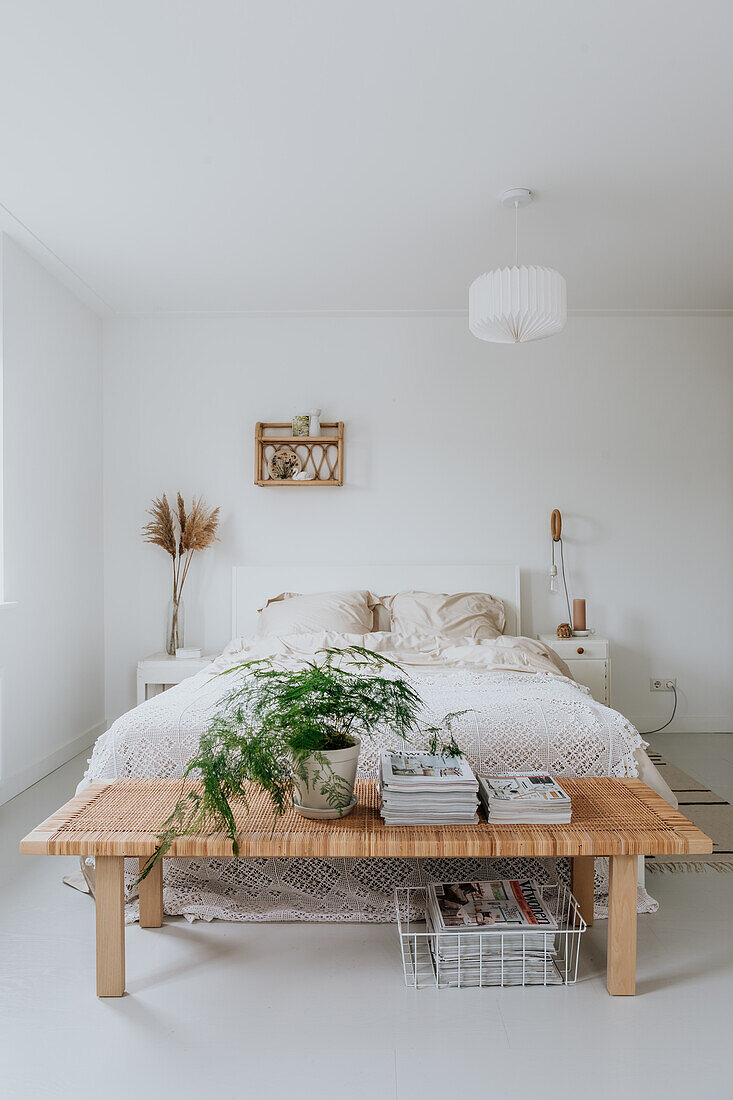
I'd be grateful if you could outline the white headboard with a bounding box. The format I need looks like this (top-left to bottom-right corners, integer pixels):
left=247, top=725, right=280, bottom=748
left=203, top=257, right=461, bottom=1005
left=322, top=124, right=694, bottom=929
left=231, top=564, right=521, bottom=638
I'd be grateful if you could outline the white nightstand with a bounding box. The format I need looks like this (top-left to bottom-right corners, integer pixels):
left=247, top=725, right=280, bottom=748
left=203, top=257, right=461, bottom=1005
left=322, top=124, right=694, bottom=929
left=136, top=652, right=216, bottom=705
left=538, top=635, right=610, bottom=705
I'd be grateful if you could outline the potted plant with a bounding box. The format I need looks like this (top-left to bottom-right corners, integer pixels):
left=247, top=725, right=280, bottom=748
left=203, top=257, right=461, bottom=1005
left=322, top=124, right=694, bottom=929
left=143, top=646, right=462, bottom=874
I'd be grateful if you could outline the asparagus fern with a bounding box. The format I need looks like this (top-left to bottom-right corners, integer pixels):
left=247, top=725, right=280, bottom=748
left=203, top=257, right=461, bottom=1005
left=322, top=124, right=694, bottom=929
left=140, top=646, right=463, bottom=879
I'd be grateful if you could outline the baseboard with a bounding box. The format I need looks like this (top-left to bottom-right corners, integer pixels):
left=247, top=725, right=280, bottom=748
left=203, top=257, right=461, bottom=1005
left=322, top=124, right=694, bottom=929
left=0, top=719, right=106, bottom=806
left=629, top=717, right=733, bottom=735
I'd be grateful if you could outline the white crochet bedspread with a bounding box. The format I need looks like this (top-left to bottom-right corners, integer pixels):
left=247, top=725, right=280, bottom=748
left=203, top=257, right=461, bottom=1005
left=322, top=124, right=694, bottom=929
left=81, top=632, right=650, bottom=922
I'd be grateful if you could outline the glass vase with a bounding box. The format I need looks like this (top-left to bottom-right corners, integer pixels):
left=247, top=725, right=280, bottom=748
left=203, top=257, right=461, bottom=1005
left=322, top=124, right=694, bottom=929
left=166, top=598, right=184, bottom=656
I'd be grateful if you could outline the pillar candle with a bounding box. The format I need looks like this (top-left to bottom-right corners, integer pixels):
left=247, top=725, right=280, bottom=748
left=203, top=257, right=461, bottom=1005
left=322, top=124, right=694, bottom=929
left=573, top=599, right=586, bottom=632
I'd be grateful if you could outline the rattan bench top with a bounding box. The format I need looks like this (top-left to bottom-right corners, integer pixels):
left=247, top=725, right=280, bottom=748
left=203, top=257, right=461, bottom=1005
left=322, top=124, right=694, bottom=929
left=20, top=777, right=712, bottom=859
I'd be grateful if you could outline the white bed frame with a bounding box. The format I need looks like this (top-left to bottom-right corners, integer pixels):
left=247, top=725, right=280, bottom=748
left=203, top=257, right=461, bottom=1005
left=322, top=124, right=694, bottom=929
left=232, top=564, right=521, bottom=638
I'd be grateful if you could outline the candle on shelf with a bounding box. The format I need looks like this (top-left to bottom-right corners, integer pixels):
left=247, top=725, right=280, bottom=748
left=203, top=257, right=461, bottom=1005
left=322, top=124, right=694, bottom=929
left=573, top=599, right=586, bottom=633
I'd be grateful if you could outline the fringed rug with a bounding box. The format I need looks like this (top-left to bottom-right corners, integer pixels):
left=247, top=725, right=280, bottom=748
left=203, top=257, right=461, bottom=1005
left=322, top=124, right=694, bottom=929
left=646, top=751, right=733, bottom=872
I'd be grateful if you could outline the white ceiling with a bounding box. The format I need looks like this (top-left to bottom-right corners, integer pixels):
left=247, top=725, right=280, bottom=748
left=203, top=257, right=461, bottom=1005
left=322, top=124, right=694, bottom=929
left=1, top=0, right=732, bottom=316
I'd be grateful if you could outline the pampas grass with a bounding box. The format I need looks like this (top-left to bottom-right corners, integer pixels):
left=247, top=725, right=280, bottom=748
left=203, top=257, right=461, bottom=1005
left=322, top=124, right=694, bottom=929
left=143, top=493, right=220, bottom=653
left=142, top=494, right=177, bottom=557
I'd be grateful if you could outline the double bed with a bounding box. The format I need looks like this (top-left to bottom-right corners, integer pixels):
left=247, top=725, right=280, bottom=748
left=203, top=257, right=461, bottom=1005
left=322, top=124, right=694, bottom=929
left=79, top=565, right=673, bottom=922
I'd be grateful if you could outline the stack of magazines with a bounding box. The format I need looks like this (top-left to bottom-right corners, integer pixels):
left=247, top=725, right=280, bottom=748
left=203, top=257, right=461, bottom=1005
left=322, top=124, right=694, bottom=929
left=426, top=878, right=561, bottom=985
left=379, top=750, right=479, bottom=825
left=478, top=772, right=572, bottom=823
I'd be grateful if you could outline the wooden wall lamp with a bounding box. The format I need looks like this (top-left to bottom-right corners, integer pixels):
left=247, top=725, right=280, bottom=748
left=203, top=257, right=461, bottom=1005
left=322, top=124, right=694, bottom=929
left=549, top=508, right=573, bottom=633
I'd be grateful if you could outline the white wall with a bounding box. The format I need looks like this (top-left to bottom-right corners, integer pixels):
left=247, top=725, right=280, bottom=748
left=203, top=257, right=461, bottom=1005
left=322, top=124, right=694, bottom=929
left=102, top=313, right=733, bottom=732
left=0, top=235, right=105, bottom=802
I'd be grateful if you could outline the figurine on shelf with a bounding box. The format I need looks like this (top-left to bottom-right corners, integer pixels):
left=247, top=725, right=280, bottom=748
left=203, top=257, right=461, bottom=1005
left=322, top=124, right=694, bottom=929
left=556, top=622, right=573, bottom=639
left=293, top=469, right=315, bottom=481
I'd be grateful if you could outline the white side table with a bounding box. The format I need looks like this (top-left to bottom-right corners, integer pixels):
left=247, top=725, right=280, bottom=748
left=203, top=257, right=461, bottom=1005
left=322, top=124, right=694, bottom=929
left=136, top=652, right=216, bottom=705
left=538, top=635, right=610, bottom=705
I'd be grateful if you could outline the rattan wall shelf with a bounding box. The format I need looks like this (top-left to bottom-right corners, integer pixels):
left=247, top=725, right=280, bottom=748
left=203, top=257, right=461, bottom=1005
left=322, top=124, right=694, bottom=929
left=254, top=421, right=344, bottom=486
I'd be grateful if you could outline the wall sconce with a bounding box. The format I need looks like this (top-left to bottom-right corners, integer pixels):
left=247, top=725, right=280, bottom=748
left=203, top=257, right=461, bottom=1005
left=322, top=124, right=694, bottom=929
left=549, top=509, right=573, bottom=628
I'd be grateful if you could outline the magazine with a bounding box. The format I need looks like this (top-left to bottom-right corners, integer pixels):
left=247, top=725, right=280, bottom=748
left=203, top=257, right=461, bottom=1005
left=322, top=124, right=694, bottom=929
left=424, top=877, right=562, bottom=985
left=427, top=926, right=561, bottom=982
left=379, top=750, right=479, bottom=825
left=427, top=879, right=558, bottom=932
left=381, top=751, right=478, bottom=790
left=480, top=774, right=570, bottom=802
left=426, top=936, right=563, bottom=986
left=478, top=773, right=572, bottom=823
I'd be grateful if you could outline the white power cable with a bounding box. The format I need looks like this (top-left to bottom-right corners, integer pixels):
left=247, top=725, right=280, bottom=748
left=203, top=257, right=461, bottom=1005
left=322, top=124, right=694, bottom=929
left=514, top=201, right=519, bottom=266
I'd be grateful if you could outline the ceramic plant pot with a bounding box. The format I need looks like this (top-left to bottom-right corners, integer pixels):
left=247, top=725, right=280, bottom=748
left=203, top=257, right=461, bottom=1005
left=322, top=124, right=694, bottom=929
left=292, top=736, right=361, bottom=818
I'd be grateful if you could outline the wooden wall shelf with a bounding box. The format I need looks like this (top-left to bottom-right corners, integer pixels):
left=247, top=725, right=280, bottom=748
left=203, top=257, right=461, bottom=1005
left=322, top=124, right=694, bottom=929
left=255, top=422, right=344, bottom=486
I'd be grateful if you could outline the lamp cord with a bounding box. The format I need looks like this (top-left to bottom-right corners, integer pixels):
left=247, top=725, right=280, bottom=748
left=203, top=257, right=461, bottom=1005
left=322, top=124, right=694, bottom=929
left=553, top=516, right=677, bottom=733
left=642, top=685, right=678, bottom=735
left=557, top=537, right=572, bottom=625
left=514, top=201, right=519, bottom=266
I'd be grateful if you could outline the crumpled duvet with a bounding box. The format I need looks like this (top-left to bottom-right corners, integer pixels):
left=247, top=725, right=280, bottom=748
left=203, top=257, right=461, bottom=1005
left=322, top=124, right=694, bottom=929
left=213, top=629, right=575, bottom=678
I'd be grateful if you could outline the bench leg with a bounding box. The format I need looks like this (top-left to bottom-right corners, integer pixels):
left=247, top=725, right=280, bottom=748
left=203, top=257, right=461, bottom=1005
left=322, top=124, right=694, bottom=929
left=571, top=856, right=594, bottom=927
left=139, top=857, right=163, bottom=928
left=607, top=854, right=637, bottom=996
left=96, top=856, right=125, bottom=997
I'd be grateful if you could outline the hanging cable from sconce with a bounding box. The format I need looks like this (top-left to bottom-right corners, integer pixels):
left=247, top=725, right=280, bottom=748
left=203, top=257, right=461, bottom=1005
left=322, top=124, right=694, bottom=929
left=550, top=509, right=573, bottom=626
left=557, top=537, right=573, bottom=627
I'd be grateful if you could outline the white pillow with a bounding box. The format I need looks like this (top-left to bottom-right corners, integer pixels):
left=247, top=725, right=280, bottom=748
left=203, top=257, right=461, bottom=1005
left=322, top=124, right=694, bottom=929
left=257, top=590, right=378, bottom=637
left=382, top=590, right=505, bottom=641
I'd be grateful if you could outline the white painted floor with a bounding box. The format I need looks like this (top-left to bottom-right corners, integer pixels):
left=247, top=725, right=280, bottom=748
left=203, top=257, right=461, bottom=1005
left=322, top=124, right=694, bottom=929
left=2, top=734, right=732, bottom=1100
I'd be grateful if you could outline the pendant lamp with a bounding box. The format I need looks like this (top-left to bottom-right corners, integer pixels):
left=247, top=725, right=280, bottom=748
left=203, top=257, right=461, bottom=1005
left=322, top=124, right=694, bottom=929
left=469, top=189, right=567, bottom=344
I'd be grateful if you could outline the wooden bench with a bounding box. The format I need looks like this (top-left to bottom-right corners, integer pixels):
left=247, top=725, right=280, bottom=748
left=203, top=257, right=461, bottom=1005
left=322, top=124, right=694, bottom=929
left=20, top=776, right=711, bottom=997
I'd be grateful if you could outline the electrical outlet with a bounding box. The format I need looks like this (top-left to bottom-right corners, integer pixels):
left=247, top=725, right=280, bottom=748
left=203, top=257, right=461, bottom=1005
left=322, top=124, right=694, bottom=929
left=650, top=678, right=676, bottom=692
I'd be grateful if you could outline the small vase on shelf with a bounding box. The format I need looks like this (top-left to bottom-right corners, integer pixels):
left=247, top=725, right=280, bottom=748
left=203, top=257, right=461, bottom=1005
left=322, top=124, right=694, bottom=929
left=166, top=598, right=185, bottom=656
left=309, top=408, right=322, bottom=436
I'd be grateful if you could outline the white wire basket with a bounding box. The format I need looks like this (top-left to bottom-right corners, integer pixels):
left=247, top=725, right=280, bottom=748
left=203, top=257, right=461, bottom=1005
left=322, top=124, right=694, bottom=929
left=396, top=884, right=586, bottom=988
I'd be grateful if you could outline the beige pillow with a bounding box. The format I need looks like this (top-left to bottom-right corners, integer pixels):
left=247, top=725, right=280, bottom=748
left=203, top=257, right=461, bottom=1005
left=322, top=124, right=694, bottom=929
left=383, top=590, right=505, bottom=640
left=257, top=590, right=378, bottom=637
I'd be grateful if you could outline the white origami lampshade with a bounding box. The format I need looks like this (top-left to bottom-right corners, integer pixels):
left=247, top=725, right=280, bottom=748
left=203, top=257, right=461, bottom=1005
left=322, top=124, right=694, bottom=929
left=469, top=265, right=567, bottom=343
left=469, top=189, right=567, bottom=344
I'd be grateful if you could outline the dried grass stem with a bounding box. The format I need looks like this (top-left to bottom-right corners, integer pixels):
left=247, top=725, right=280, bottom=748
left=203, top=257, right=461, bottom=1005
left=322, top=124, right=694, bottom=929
left=142, top=493, right=220, bottom=651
